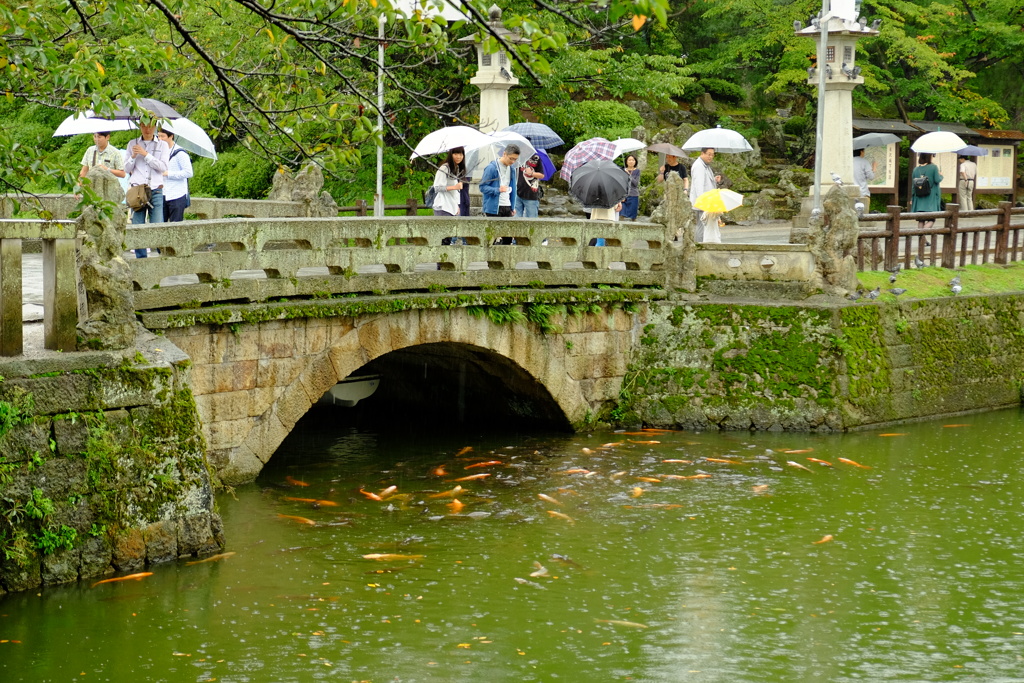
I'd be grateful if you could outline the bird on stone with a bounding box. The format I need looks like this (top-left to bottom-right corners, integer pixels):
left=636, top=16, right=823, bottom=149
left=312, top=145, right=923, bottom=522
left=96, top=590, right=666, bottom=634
left=831, top=172, right=843, bottom=185
left=842, top=62, right=856, bottom=79
left=870, top=18, right=882, bottom=30
left=794, top=20, right=803, bottom=31
left=499, top=67, right=513, bottom=81
left=807, top=66, right=817, bottom=79
left=914, top=256, right=925, bottom=269
left=889, top=288, right=906, bottom=296
left=951, top=283, right=962, bottom=295
left=824, top=63, right=833, bottom=78
left=866, top=286, right=881, bottom=300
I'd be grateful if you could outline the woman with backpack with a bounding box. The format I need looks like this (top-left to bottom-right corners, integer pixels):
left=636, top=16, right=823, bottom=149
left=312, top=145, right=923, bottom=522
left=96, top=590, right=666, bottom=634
left=910, top=153, right=943, bottom=229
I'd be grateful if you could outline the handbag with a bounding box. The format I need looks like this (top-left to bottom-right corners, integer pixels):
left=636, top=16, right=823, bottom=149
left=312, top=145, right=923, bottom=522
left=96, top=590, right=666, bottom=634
left=423, top=186, right=438, bottom=207
left=126, top=184, right=152, bottom=211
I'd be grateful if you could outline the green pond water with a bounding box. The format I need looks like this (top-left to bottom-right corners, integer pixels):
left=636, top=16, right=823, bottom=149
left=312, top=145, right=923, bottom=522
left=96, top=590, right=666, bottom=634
left=2, top=407, right=1024, bottom=682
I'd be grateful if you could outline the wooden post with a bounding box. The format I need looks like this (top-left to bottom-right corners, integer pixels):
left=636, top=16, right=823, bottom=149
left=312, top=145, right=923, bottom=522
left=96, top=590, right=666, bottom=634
left=994, top=201, right=1012, bottom=265
left=42, top=237, right=79, bottom=352
left=884, top=205, right=901, bottom=271
left=405, top=197, right=419, bottom=216
left=355, top=199, right=368, bottom=217
left=0, top=238, right=23, bottom=356
left=941, top=202, right=960, bottom=269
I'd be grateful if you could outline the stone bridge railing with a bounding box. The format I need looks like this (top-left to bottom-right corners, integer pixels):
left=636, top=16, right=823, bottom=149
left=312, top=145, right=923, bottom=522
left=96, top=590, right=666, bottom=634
left=127, top=216, right=671, bottom=319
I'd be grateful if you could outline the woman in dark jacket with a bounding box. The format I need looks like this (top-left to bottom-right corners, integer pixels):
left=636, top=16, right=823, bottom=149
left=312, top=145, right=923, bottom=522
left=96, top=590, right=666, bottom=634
left=910, top=153, right=943, bottom=229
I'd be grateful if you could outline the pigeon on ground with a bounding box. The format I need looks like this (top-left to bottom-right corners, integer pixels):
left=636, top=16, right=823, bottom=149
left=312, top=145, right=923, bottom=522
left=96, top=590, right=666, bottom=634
left=914, top=256, right=925, bottom=269
left=889, top=272, right=898, bottom=283
left=889, top=288, right=906, bottom=296
left=949, top=275, right=961, bottom=286
left=951, top=284, right=962, bottom=295
left=847, top=291, right=862, bottom=302
left=866, top=286, right=881, bottom=300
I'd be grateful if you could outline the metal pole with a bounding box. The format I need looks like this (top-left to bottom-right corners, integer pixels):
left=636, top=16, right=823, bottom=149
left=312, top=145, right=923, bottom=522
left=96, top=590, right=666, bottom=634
left=374, top=15, right=385, bottom=217
left=812, top=1, right=828, bottom=216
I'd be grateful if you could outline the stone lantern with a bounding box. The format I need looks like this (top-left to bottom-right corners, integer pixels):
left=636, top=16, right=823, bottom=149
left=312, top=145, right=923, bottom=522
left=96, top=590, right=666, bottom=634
left=458, top=5, right=529, bottom=132
left=790, top=0, right=879, bottom=239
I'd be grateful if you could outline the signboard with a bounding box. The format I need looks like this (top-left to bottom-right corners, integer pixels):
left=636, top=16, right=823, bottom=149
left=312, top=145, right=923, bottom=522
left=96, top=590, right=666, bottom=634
left=934, top=152, right=958, bottom=192
left=976, top=145, right=1015, bottom=191
left=866, top=142, right=898, bottom=193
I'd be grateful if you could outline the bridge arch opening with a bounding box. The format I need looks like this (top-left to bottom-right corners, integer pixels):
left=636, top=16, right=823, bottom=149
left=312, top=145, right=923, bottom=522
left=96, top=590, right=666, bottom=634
left=311, top=342, right=573, bottom=431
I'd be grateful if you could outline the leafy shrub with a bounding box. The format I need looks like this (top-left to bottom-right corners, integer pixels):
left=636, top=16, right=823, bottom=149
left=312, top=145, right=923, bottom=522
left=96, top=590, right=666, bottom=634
left=783, top=115, right=811, bottom=136
left=191, top=148, right=275, bottom=199
left=545, top=100, right=643, bottom=147
left=700, top=78, right=747, bottom=105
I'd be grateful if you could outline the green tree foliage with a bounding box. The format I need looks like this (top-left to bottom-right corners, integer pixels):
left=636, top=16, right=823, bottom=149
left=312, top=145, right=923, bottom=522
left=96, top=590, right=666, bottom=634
left=545, top=100, right=643, bottom=146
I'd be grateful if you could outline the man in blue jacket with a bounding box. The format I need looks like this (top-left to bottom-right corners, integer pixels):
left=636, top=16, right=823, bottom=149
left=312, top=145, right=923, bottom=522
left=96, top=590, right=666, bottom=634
left=480, top=144, right=520, bottom=218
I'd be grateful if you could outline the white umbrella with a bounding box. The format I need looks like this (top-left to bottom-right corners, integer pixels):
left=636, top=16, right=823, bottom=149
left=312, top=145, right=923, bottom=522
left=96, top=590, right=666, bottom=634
left=410, top=125, right=495, bottom=159
left=682, top=125, right=753, bottom=154
left=53, top=113, right=137, bottom=137
left=464, top=131, right=536, bottom=174
left=611, top=138, right=647, bottom=158
left=163, top=117, right=217, bottom=160
left=911, top=131, right=968, bottom=154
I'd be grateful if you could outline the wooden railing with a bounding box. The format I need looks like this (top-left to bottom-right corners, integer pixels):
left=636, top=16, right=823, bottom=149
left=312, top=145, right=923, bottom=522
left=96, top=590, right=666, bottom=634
left=0, top=220, right=80, bottom=355
left=125, top=216, right=668, bottom=316
left=856, top=202, right=1024, bottom=271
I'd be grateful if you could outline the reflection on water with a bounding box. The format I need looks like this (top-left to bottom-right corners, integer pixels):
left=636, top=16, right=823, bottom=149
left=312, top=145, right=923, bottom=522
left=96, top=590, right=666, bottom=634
left=3, top=408, right=1024, bottom=681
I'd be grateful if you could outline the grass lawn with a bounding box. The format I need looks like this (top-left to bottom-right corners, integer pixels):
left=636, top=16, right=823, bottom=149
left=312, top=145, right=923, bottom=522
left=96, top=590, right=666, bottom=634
left=855, top=260, right=1024, bottom=302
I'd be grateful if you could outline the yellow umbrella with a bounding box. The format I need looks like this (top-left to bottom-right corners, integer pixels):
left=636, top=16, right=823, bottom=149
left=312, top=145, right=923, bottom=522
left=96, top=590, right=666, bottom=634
left=693, top=188, right=744, bottom=213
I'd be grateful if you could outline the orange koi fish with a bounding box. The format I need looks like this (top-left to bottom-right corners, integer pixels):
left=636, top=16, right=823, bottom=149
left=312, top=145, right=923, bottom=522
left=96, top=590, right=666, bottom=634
left=546, top=510, right=575, bottom=523
left=837, top=458, right=872, bottom=469
left=283, top=496, right=339, bottom=507
left=618, top=432, right=649, bottom=436
left=465, top=460, right=502, bottom=469
left=623, top=503, right=684, bottom=509
left=581, top=448, right=595, bottom=454
left=455, top=446, right=474, bottom=456
left=878, top=433, right=907, bottom=437
left=91, top=572, right=153, bottom=588
left=751, top=484, right=770, bottom=493
left=783, top=448, right=814, bottom=454
left=662, top=474, right=712, bottom=480
left=806, top=458, right=833, bottom=467
left=285, top=476, right=310, bottom=487
left=635, top=477, right=662, bottom=483
left=642, top=428, right=677, bottom=433
left=447, top=499, right=464, bottom=513
left=705, top=457, right=744, bottom=465
left=278, top=514, right=317, bottom=526
left=378, top=486, right=397, bottom=500
left=451, top=473, right=491, bottom=482
left=609, top=471, right=627, bottom=480
left=562, top=468, right=591, bottom=475
left=359, top=489, right=383, bottom=501
left=430, top=466, right=448, bottom=477
left=185, top=552, right=236, bottom=566
left=538, top=493, right=562, bottom=506
left=662, top=459, right=692, bottom=464
left=786, top=461, right=813, bottom=473
left=428, top=485, right=464, bottom=499
left=601, top=442, right=624, bottom=448
left=530, top=561, right=549, bottom=578
left=631, top=487, right=644, bottom=498
left=813, top=534, right=834, bottom=544
left=362, top=553, right=425, bottom=561
left=628, top=440, right=661, bottom=445
left=943, top=424, right=970, bottom=428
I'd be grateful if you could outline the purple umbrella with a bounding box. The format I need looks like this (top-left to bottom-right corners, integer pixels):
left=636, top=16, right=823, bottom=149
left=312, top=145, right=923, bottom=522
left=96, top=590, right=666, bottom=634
left=532, top=149, right=558, bottom=181
left=559, top=137, right=617, bottom=181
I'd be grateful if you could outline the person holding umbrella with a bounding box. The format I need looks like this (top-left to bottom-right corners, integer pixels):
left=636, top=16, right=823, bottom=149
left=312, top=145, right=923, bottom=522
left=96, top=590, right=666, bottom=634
left=78, top=132, right=125, bottom=188
left=958, top=155, right=977, bottom=211
left=430, top=147, right=466, bottom=217
left=853, top=148, right=876, bottom=203
left=159, top=128, right=193, bottom=223
left=689, top=147, right=723, bottom=243
left=124, top=121, right=170, bottom=256
left=515, top=155, right=543, bottom=218
left=910, top=153, right=943, bottom=229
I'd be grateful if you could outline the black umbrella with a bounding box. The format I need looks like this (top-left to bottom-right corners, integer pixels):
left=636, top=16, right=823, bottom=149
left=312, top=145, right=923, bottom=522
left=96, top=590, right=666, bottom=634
left=570, top=159, right=630, bottom=209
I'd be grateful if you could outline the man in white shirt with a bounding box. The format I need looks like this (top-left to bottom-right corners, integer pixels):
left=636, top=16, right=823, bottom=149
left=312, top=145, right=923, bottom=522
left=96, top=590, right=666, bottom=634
left=689, top=147, right=722, bottom=243
left=123, top=122, right=170, bottom=257
left=958, top=155, right=977, bottom=211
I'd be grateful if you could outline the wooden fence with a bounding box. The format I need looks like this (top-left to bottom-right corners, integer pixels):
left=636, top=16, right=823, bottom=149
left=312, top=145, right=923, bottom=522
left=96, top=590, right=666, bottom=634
left=856, top=202, right=1024, bottom=271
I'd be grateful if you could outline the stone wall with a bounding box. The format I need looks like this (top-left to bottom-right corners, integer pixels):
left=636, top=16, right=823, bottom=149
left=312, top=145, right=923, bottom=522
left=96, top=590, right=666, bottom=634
left=0, top=336, right=221, bottom=595
left=614, top=294, right=1024, bottom=431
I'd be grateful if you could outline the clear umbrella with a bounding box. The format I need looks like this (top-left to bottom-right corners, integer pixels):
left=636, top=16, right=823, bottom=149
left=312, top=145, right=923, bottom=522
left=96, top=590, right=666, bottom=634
left=682, top=125, right=753, bottom=154
left=163, top=118, right=218, bottom=160
left=464, top=131, right=536, bottom=174
left=611, top=138, right=647, bottom=158
left=53, top=113, right=137, bottom=137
